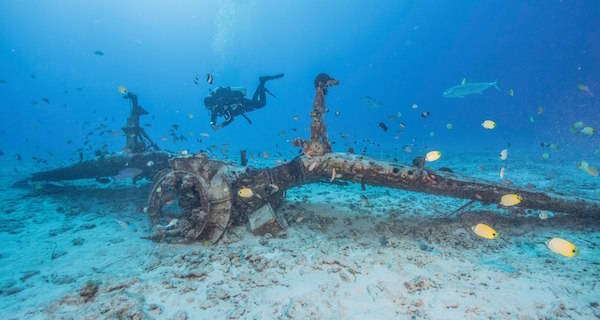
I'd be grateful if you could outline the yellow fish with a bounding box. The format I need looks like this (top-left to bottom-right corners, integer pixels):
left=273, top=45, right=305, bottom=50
left=546, top=237, right=579, bottom=257
left=587, top=166, right=599, bottom=177
left=118, top=85, right=127, bottom=95
left=580, top=126, right=595, bottom=136
left=508, top=88, right=514, bottom=97
left=425, top=150, right=441, bottom=162
left=577, top=83, right=594, bottom=96
left=500, top=194, right=521, bottom=206
left=537, top=106, right=543, bottom=115
left=578, top=160, right=589, bottom=171
left=573, top=121, right=585, bottom=130
left=411, top=103, right=418, bottom=109
left=579, top=161, right=599, bottom=177
left=238, top=187, right=254, bottom=198
left=446, top=123, right=453, bottom=129
left=482, top=120, right=496, bottom=129
left=471, top=223, right=498, bottom=239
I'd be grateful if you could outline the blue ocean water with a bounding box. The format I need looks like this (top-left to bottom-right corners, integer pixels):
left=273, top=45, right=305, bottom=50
left=1, top=1, right=599, bottom=319
left=1, top=1, right=598, bottom=163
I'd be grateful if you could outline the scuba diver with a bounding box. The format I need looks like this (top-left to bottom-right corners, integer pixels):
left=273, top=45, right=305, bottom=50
left=204, top=74, right=284, bottom=129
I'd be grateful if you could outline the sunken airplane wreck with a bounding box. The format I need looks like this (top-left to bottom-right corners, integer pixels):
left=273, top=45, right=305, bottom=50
left=14, top=74, right=600, bottom=243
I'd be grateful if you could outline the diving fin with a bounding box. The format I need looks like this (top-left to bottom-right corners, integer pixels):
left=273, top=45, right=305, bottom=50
left=264, top=87, right=277, bottom=99
left=259, top=73, right=285, bottom=83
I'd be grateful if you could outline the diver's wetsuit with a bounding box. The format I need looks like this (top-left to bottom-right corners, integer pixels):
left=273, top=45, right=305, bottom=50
left=204, top=74, right=284, bottom=129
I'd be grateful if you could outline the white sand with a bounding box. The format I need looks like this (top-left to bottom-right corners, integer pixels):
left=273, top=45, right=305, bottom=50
left=1, top=154, right=599, bottom=319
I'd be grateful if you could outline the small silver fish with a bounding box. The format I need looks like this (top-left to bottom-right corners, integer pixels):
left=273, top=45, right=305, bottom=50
left=114, top=167, right=143, bottom=180
left=116, top=219, right=129, bottom=229
left=165, top=219, right=179, bottom=229
left=360, top=96, right=384, bottom=109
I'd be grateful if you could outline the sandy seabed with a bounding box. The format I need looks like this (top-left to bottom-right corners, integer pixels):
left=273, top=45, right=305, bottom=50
left=1, top=153, right=599, bottom=319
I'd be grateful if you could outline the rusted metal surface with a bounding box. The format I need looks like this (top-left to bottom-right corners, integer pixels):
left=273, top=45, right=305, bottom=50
left=247, top=203, right=288, bottom=236
left=13, top=93, right=166, bottom=187
left=297, top=153, right=600, bottom=216
left=142, top=73, right=599, bottom=243
left=293, top=73, right=339, bottom=157
left=13, top=73, right=600, bottom=245
left=13, top=151, right=171, bottom=186
left=122, top=92, right=160, bottom=153
left=146, top=154, right=232, bottom=243
left=144, top=151, right=600, bottom=243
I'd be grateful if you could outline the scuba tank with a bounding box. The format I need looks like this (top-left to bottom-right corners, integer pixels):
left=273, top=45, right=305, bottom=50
left=204, top=86, right=246, bottom=110
left=209, top=86, right=246, bottom=98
